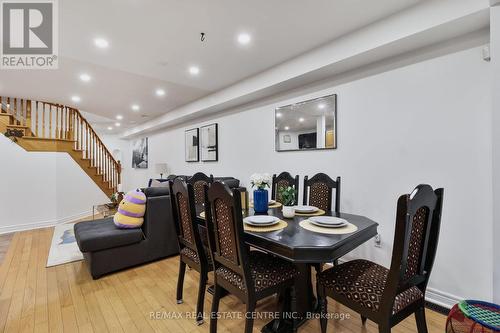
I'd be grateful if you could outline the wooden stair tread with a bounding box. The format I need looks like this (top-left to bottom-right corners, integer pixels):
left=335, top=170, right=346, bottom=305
left=22, top=136, right=75, bottom=142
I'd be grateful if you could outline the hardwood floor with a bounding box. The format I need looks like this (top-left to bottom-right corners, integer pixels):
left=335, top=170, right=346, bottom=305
left=0, top=227, right=447, bottom=332
left=0, top=233, right=13, bottom=266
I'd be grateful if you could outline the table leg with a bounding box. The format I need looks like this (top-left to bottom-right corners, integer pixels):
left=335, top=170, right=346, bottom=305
left=262, top=263, right=316, bottom=333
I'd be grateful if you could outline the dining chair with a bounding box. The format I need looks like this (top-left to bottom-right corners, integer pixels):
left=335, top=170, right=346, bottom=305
left=316, top=184, right=444, bottom=333
left=271, top=172, right=299, bottom=205
left=203, top=182, right=299, bottom=333
left=169, top=178, right=213, bottom=325
left=303, top=173, right=340, bottom=212
left=187, top=172, right=214, bottom=204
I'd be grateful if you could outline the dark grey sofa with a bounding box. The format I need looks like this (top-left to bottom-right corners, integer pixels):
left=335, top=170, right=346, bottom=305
left=148, top=175, right=240, bottom=189
left=74, top=187, right=178, bottom=279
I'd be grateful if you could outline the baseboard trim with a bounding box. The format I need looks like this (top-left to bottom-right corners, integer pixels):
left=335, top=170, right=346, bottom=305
left=0, top=210, right=93, bottom=234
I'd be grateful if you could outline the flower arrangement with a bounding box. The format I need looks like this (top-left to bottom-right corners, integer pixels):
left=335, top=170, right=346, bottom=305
left=250, top=173, right=272, bottom=190
left=278, top=186, right=296, bottom=206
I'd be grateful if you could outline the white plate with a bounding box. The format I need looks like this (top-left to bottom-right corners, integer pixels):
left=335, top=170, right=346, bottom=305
left=269, top=199, right=276, bottom=204
left=309, top=219, right=347, bottom=228
left=294, top=205, right=319, bottom=213
left=309, top=216, right=347, bottom=226
left=244, top=215, right=279, bottom=226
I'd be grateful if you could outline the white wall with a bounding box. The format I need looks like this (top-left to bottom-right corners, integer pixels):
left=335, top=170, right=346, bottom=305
left=122, top=46, right=493, bottom=306
left=0, top=136, right=109, bottom=234
left=490, top=4, right=500, bottom=304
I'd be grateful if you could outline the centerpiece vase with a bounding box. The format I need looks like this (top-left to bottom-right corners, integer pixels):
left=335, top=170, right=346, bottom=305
left=253, top=189, right=269, bottom=214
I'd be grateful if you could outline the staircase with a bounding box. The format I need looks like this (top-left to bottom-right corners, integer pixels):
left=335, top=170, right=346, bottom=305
left=0, top=96, right=121, bottom=197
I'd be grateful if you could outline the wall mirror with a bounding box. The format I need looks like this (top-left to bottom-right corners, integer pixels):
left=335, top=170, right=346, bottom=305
left=275, top=94, right=337, bottom=151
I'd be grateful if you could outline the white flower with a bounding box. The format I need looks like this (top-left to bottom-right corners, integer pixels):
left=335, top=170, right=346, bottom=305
left=250, top=173, right=271, bottom=189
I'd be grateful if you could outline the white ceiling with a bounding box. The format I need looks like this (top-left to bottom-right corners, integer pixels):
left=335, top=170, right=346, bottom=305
left=0, top=0, right=423, bottom=131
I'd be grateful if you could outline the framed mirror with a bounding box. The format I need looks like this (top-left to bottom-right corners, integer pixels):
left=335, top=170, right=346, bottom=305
left=275, top=94, right=337, bottom=152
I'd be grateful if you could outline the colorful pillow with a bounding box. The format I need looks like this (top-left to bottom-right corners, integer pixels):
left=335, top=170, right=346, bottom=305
left=113, top=189, right=147, bottom=229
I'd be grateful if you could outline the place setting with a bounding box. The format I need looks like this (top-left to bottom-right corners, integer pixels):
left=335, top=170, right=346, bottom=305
left=250, top=198, right=282, bottom=209
left=293, top=205, right=326, bottom=216
left=299, top=215, right=358, bottom=235
left=243, top=215, right=287, bottom=232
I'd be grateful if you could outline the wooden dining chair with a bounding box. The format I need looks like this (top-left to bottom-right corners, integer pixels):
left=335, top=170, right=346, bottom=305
left=271, top=172, right=299, bottom=205
left=169, top=178, right=213, bottom=325
left=303, top=173, right=340, bottom=212
left=203, top=182, right=299, bottom=333
left=317, top=184, right=444, bottom=333
left=187, top=172, right=214, bottom=205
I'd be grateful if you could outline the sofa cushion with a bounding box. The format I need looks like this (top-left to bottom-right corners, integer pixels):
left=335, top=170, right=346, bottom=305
left=144, top=187, right=170, bottom=197
left=75, top=218, right=144, bottom=252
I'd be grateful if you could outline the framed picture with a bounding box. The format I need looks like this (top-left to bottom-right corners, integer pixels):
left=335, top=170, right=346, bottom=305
left=132, top=137, right=148, bottom=169
left=200, top=123, right=218, bottom=162
left=185, top=128, right=199, bottom=162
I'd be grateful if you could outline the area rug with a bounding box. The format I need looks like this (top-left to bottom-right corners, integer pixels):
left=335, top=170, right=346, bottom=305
left=46, top=223, right=83, bottom=267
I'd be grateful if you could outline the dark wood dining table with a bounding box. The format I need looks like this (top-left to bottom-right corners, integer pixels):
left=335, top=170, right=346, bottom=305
left=196, top=205, right=378, bottom=333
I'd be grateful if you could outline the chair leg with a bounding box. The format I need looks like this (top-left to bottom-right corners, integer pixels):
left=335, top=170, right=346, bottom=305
left=210, top=284, right=222, bottom=333
left=196, top=273, right=208, bottom=325
left=361, top=315, right=367, bottom=325
left=244, top=301, right=256, bottom=333
left=415, top=306, right=428, bottom=333
left=318, top=285, right=328, bottom=333
left=176, top=260, right=186, bottom=304
left=378, top=322, right=391, bottom=333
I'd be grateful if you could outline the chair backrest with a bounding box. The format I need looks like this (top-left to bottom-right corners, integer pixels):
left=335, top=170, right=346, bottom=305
left=188, top=172, right=214, bottom=204
left=303, top=173, right=341, bottom=212
left=272, top=172, right=299, bottom=205
left=204, top=182, right=253, bottom=292
left=169, top=178, right=207, bottom=265
left=382, top=184, right=444, bottom=314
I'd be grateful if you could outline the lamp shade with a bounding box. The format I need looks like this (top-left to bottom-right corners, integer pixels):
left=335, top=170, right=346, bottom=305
left=155, top=163, right=168, bottom=174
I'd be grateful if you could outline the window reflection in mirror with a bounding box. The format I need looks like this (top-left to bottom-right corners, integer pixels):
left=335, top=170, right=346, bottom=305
left=275, top=94, right=337, bottom=151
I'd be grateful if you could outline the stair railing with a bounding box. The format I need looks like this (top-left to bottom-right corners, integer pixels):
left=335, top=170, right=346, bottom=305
left=1, top=96, right=121, bottom=192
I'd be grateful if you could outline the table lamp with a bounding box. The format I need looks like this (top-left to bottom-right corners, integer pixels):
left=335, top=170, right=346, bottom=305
left=155, top=163, right=168, bottom=179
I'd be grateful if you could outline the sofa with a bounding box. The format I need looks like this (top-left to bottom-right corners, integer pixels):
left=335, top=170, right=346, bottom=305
left=149, top=175, right=240, bottom=189
left=74, top=187, right=178, bottom=279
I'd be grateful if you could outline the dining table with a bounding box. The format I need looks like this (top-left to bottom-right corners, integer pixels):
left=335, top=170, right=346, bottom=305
left=196, top=204, right=378, bottom=333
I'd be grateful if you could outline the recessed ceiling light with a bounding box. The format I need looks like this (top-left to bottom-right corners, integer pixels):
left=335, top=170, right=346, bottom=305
left=188, top=66, right=200, bottom=75
left=131, top=104, right=140, bottom=111
left=79, top=73, right=91, bottom=82
left=94, top=38, right=109, bottom=49
left=284, top=126, right=290, bottom=131
left=276, top=112, right=282, bottom=118
left=155, top=89, right=166, bottom=96
left=237, top=32, right=252, bottom=45
left=299, top=117, right=304, bottom=122
left=116, top=115, right=123, bottom=120
left=71, top=95, right=81, bottom=103
left=115, top=122, right=121, bottom=127
left=107, top=126, right=113, bottom=130
left=318, top=103, right=326, bottom=109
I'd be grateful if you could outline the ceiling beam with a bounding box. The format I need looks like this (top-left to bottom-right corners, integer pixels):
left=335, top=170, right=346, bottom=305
left=122, top=0, right=490, bottom=138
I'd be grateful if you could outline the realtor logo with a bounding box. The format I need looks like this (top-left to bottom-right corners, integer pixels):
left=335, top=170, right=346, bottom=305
left=1, top=0, right=58, bottom=69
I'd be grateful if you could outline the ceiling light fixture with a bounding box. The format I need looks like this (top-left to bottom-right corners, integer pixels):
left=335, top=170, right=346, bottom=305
left=131, top=104, right=140, bottom=111
left=155, top=89, right=166, bottom=96
left=79, top=73, right=91, bottom=82
left=284, top=126, right=290, bottom=131
left=71, top=95, right=81, bottom=103
left=94, top=38, right=109, bottom=49
left=237, top=32, right=252, bottom=45
left=276, top=112, right=282, bottom=118
left=116, top=115, right=123, bottom=120
left=107, top=126, right=113, bottom=130
left=299, top=117, right=304, bottom=122
left=115, top=122, right=121, bottom=127
left=318, top=103, right=326, bottom=110
left=189, top=66, right=200, bottom=75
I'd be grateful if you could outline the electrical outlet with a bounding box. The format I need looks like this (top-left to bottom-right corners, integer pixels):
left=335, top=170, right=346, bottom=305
left=374, top=234, right=381, bottom=248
